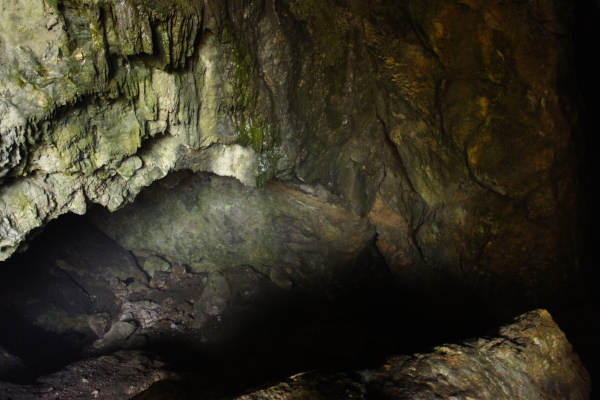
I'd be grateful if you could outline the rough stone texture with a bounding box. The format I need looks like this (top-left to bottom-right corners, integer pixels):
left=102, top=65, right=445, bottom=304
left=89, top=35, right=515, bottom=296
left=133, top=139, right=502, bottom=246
left=0, top=0, right=287, bottom=260
left=1, top=310, right=588, bottom=400
left=91, top=172, right=375, bottom=286
left=226, top=310, right=590, bottom=400
left=0, top=351, right=174, bottom=400
left=0, top=0, right=589, bottom=394
left=1, top=1, right=582, bottom=311
left=0, top=173, right=384, bottom=375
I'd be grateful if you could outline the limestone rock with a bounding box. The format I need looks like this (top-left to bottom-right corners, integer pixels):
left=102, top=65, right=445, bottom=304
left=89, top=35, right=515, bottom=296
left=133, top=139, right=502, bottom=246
left=0, top=174, right=383, bottom=374
left=1, top=1, right=581, bottom=313
left=0, top=0, right=591, bottom=397
left=228, top=310, right=590, bottom=400
left=0, top=0, right=289, bottom=260
left=91, top=172, right=375, bottom=286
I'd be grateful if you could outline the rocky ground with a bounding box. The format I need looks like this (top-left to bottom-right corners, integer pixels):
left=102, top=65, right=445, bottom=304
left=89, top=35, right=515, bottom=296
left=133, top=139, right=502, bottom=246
left=0, top=310, right=590, bottom=400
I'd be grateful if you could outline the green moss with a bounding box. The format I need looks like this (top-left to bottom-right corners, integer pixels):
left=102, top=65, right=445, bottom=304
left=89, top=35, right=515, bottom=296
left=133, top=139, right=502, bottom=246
left=221, top=27, right=255, bottom=110
left=220, top=27, right=277, bottom=154
left=236, top=121, right=264, bottom=153
left=218, top=26, right=285, bottom=186
left=256, top=147, right=283, bottom=187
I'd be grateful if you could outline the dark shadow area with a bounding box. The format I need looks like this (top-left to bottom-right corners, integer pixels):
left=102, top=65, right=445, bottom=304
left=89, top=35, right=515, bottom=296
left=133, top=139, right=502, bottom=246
left=566, top=1, right=600, bottom=396
left=0, top=212, right=510, bottom=397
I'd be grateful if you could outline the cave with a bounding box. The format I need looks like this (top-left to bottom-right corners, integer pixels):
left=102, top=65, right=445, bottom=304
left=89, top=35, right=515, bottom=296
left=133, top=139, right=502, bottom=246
left=0, top=0, right=596, bottom=399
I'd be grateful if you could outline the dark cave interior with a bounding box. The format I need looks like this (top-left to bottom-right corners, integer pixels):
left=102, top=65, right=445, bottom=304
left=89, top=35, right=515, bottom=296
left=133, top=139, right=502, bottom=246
left=0, top=206, right=498, bottom=393
left=0, top=177, right=597, bottom=398
left=0, top=0, right=599, bottom=399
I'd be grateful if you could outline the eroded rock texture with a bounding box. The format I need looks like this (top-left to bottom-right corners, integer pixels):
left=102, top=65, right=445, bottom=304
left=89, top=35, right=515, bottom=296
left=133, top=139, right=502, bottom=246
left=1, top=0, right=581, bottom=306
left=7, top=309, right=581, bottom=400
left=0, top=0, right=590, bottom=397
left=225, top=310, right=590, bottom=400
left=0, top=173, right=387, bottom=376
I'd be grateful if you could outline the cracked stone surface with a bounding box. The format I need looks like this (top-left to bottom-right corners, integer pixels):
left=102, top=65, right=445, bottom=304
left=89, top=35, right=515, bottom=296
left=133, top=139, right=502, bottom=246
left=0, top=0, right=590, bottom=397
left=1, top=1, right=582, bottom=309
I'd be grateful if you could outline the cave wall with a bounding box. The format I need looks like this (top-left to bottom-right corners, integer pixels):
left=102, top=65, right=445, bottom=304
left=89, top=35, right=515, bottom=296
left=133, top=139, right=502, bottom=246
left=0, top=0, right=582, bottom=308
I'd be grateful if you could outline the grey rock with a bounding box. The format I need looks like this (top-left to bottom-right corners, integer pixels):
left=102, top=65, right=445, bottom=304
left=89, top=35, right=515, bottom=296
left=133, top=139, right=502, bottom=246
left=90, top=172, right=376, bottom=288
left=0, top=351, right=176, bottom=400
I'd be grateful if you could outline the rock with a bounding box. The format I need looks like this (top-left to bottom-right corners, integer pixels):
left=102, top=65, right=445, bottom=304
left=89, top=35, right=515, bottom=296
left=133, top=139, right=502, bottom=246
left=141, top=256, right=171, bottom=279
left=0, top=0, right=282, bottom=260
left=0, top=1, right=582, bottom=313
left=0, top=218, right=145, bottom=368
left=227, top=310, right=590, bottom=400
left=0, top=351, right=176, bottom=400
left=90, top=172, right=376, bottom=289
left=0, top=189, right=380, bottom=367
left=1, top=310, right=590, bottom=399
left=0, top=0, right=591, bottom=394
left=92, top=321, right=137, bottom=351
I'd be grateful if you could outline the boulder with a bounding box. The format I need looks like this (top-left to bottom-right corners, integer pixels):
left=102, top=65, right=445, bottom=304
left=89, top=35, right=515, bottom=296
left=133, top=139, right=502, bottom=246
left=230, top=310, right=590, bottom=400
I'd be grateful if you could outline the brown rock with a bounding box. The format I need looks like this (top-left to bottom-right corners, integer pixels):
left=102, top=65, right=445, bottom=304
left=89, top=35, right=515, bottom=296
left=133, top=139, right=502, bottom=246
left=229, top=310, right=590, bottom=400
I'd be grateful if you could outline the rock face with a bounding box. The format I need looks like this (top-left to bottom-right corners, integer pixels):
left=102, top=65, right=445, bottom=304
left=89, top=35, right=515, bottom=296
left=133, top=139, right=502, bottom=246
left=91, top=172, right=375, bottom=287
left=0, top=0, right=590, bottom=397
left=0, top=175, right=385, bottom=376
left=227, top=310, right=590, bottom=400
left=0, top=0, right=582, bottom=310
